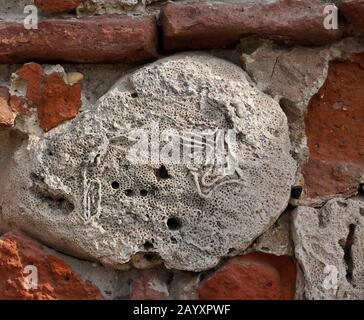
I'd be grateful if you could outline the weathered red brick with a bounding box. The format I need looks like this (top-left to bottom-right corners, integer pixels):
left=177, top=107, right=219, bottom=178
left=198, top=252, right=297, bottom=300
left=341, top=0, right=364, bottom=33
left=161, top=0, right=345, bottom=51
left=303, top=159, right=363, bottom=200
left=131, top=270, right=169, bottom=300
left=0, top=86, right=15, bottom=127
left=0, top=15, right=158, bottom=64
left=15, top=63, right=82, bottom=132
left=304, top=53, right=364, bottom=200
left=10, top=96, right=32, bottom=116
left=16, top=63, right=44, bottom=106
left=0, top=230, right=104, bottom=300
left=34, top=0, right=84, bottom=13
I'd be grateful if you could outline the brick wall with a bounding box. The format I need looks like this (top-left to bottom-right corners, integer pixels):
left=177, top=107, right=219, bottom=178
left=0, top=0, right=364, bottom=300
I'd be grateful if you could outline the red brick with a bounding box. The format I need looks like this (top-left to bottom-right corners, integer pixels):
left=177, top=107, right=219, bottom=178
left=0, top=230, right=104, bottom=300
left=341, top=0, right=364, bottom=33
left=34, top=0, right=84, bottom=13
left=10, top=96, right=32, bottom=116
left=0, top=15, right=158, bottom=64
left=0, top=86, right=15, bottom=127
left=198, top=252, right=297, bottom=300
left=303, top=159, right=363, bottom=199
left=161, top=0, right=345, bottom=51
left=15, top=63, right=82, bottom=132
left=304, top=53, right=364, bottom=199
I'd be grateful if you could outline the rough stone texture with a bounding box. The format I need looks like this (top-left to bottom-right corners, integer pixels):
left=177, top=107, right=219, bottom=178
left=249, top=212, right=293, bottom=257
left=11, top=63, right=82, bottom=132
left=77, top=0, right=162, bottom=15
left=341, top=0, right=364, bottom=33
left=292, top=198, right=364, bottom=300
left=0, top=230, right=104, bottom=300
left=161, top=0, right=344, bottom=51
left=0, top=53, right=296, bottom=272
left=0, top=86, right=15, bottom=127
left=198, top=252, right=297, bottom=300
left=303, top=53, right=364, bottom=203
left=169, top=271, right=200, bottom=300
left=0, top=130, right=24, bottom=182
left=131, top=269, right=169, bottom=300
left=34, top=0, right=85, bottom=13
left=0, top=15, right=158, bottom=64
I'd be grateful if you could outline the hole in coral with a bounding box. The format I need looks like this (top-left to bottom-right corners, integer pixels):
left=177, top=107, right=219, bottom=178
left=30, top=173, right=44, bottom=183
left=143, top=241, right=154, bottom=250
left=131, top=92, right=138, bottom=98
left=358, top=184, right=364, bottom=196
left=360, top=208, right=364, bottom=217
left=140, top=189, right=148, bottom=197
left=125, top=189, right=134, bottom=197
left=144, top=253, right=158, bottom=262
left=170, top=237, right=177, bottom=244
left=318, top=211, right=328, bottom=229
left=155, top=165, right=170, bottom=180
left=291, top=186, right=303, bottom=199
left=111, top=181, right=120, bottom=189
left=167, top=217, right=182, bottom=230
left=339, top=224, right=357, bottom=284
left=337, top=201, right=348, bottom=208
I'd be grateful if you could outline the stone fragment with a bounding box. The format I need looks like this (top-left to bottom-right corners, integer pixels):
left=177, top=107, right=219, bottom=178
left=0, top=230, right=104, bottom=300
left=241, top=38, right=364, bottom=206
left=198, top=252, right=297, bottom=300
left=292, top=198, right=364, bottom=299
left=161, top=0, right=344, bottom=51
left=0, top=15, right=158, bottom=64
left=241, top=40, right=332, bottom=168
left=0, top=86, right=15, bottom=127
left=34, top=0, right=84, bottom=13
left=67, top=72, right=85, bottom=85
left=250, top=212, right=293, bottom=256
left=14, top=63, right=82, bottom=132
left=131, top=269, right=169, bottom=300
left=341, top=0, right=364, bottom=33
left=0, top=53, right=295, bottom=271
